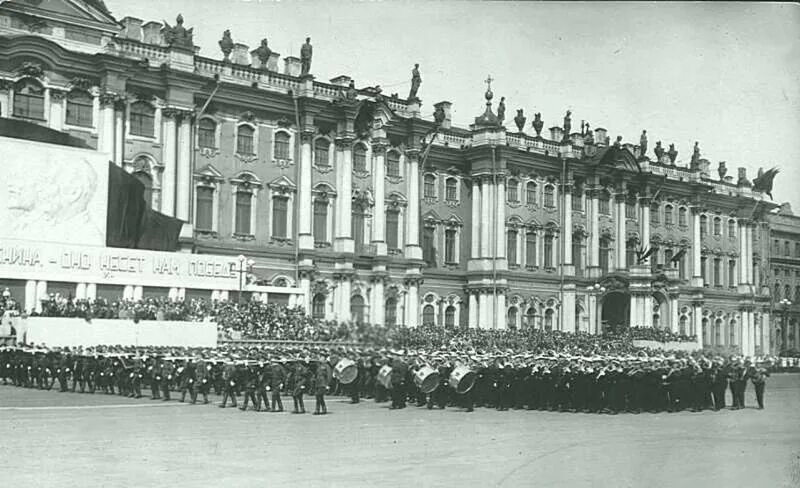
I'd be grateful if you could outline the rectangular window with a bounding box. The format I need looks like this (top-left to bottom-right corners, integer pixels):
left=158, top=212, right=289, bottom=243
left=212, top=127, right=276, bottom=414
left=650, top=205, right=660, bottom=224
left=198, top=119, right=216, bottom=149
left=572, top=239, right=582, bottom=274
left=571, top=192, right=582, bottom=211
left=626, top=241, right=636, bottom=267
left=13, top=85, right=45, bottom=120
left=508, top=183, right=519, bottom=203
left=313, top=200, right=328, bottom=243
left=423, top=227, right=435, bottom=265
left=664, top=249, right=674, bottom=268
left=195, top=187, right=214, bottom=231
left=386, top=154, right=400, bottom=177
left=527, top=232, right=537, bottom=268
left=274, top=134, right=291, bottom=160
left=65, top=92, right=94, bottom=127
left=445, top=229, right=456, bottom=263
left=446, top=180, right=458, bottom=202
left=272, top=196, right=288, bottom=238
left=237, top=127, right=254, bottom=155
left=713, top=258, right=721, bottom=286
left=679, top=252, right=687, bottom=279
left=626, top=202, right=636, bottom=219
left=599, top=198, right=610, bottom=215
left=544, top=235, right=553, bottom=268
left=701, top=256, right=708, bottom=285
left=424, top=176, right=436, bottom=199
left=728, top=260, right=736, bottom=287
left=129, top=103, right=155, bottom=137
left=507, top=230, right=518, bottom=266
left=352, top=212, right=365, bottom=247
left=235, top=192, right=251, bottom=235
left=544, top=188, right=555, bottom=209
left=386, top=210, right=399, bottom=249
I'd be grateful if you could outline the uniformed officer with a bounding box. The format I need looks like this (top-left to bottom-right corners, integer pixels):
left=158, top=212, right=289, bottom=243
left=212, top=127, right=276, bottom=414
left=750, top=359, right=770, bottom=409
left=290, top=358, right=309, bottom=414
left=313, top=355, right=332, bottom=415
left=218, top=359, right=239, bottom=408
left=269, top=357, right=286, bottom=412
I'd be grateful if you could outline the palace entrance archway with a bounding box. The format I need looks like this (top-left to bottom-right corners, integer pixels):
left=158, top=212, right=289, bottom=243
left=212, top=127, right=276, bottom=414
left=601, top=291, right=630, bottom=333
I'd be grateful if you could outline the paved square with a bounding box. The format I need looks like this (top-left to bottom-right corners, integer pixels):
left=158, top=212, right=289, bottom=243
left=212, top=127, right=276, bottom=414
left=1, top=375, right=799, bottom=488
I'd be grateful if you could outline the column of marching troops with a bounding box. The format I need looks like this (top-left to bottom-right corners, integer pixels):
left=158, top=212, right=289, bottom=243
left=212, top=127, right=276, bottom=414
left=0, top=345, right=772, bottom=414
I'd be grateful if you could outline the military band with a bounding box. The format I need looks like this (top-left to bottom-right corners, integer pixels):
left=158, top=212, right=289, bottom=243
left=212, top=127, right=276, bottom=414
left=0, top=345, right=776, bottom=416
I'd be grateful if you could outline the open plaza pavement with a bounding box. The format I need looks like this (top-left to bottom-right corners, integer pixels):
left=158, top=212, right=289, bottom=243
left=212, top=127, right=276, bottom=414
left=1, top=374, right=799, bottom=488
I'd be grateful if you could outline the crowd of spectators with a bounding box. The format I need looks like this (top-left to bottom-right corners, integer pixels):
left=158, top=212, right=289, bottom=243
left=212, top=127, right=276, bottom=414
left=604, top=326, right=697, bottom=344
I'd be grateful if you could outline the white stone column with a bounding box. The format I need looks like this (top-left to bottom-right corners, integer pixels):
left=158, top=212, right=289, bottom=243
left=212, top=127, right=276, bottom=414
left=693, top=302, right=703, bottom=348
left=161, top=113, right=178, bottom=217
left=99, top=99, right=115, bottom=159
left=372, top=278, right=385, bottom=325
left=629, top=293, right=639, bottom=329
left=669, top=296, right=679, bottom=332
left=589, top=189, right=600, bottom=267
left=761, top=311, right=770, bottom=355
left=405, top=150, right=422, bottom=260
left=563, top=185, right=573, bottom=266
left=75, top=283, right=87, bottom=300
left=495, top=292, right=506, bottom=330
left=587, top=293, right=598, bottom=334
left=175, top=114, right=192, bottom=223
left=299, top=273, right=311, bottom=313
left=495, top=177, right=506, bottom=260
left=745, top=224, right=754, bottom=285
left=339, top=278, right=352, bottom=322
left=177, top=288, right=186, bottom=301
left=406, top=280, right=419, bottom=327
left=0, top=90, right=9, bottom=117
left=468, top=293, right=478, bottom=328
left=562, top=285, right=576, bottom=333
left=123, top=285, right=134, bottom=301
left=478, top=291, right=488, bottom=328
left=691, top=207, right=702, bottom=286
left=114, top=106, right=124, bottom=164
left=615, top=194, right=626, bottom=270
left=86, top=284, right=97, bottom=300
left=471, top=178, right=481, bottom=259
left=480, top=178, right=491, bottom=258
left=35, top=281, right=47, bottom=314
left=334, top=139, right=354, bottom=253
left=133, top=286, right=144, bottom=301
left=168, top=288, right=179, bottom=301
left=371, top=143, right=387, bottom=255
left=298, top=132, right=314, bottom=249
left=49, top=91, right=64, bottom=131
left=24, top=280, right=37, bottom=313
left=640, top=197, right=651, bottom=264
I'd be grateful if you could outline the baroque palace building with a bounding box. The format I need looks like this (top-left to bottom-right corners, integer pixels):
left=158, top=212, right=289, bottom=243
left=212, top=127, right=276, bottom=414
left=0, top=1, right=795, bottom=355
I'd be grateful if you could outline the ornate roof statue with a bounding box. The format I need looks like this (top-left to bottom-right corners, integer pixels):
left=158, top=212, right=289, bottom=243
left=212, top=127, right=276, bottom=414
left=639, top=130, right=648, bottom=158
left=752, top=167, right=779, bottom=200
left=408, top=63, right=421, bottom=101
left=253, top=38, right=272, bottom=71
left=513, top=109, right=526, bottom=133
left=497, top=97, right=506, bottom=123
left=667, top=143, right=678, bottom=165
left=653, top=140, right=664, bottom=161
left=717, top=161, right=727, bottom=180
left=613, top=135, right=622, bottom=148
left=219, top=30, right=234, bottom=62
left=532, top=112, right=543, bottom=137
left=434, top=105, right=446, bottom=127
left=162, top=14, right=194, bottom=50
left=690, top=141, right=701, bottom=169
left=300, top=37, right=313, bottom=76
left=563, top=110, right=571, bottom=141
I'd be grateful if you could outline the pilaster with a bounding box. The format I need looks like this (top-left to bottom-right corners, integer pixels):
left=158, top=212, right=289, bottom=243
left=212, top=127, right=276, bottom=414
left=298, top=130, right=315, bottom=250
left=371, top=140, right=388, bottom=256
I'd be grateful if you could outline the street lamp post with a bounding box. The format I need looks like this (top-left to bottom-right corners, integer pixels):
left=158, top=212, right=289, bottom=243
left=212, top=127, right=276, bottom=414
left=235, top=255, right=255, bottom=305
left=779, top=298, right=792, bottom=353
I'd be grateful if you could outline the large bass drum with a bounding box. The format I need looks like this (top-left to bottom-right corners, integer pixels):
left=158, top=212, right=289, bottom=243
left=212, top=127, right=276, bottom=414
left=414, top=365, right=440, bottom=394
left=333, top=358, right=358, bottom=385
left=449, top=366, right=476, bottom=394
left=377, top=364, right=393, bottom=389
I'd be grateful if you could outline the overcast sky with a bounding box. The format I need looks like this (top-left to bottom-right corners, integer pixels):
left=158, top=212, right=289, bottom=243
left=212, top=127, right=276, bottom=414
left=105, top=0, right=800, bottom=210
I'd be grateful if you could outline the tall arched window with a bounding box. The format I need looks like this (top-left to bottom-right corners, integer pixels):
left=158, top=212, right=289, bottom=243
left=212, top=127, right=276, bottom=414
left=599, top=192, right=610, bottom=215
left=195, top=186, right=214, bottom=231
left=130, top=101, right=155, bottom=137
left=445, top=178, right=458, bottom=202
left=571, top=190, right=582, bottom=211
left=599, top=236, right=611, bottom=274
left=314, top=138, right=330, bottom=167
left=526, top=182, right=537, bottom=205
left=198, top=118, right=217, bottom=149
left=422, top=304, right=435, bottom=326
left=274, top=131, right=291, bottom=160
left=544, top=185, right=555, bottom=209
left=714, top=318, right=723, bottom=345
left=386, top=209, right=400, bottom=250
left=507, top=229, right=518, bottom=266
left=353, top=144, right=367, bottom=172
left=544, top=234, right=553, bottom=268
left=679, top=315, right=688, bottom=336
left=13, top=79, right=44, bottom=119
left=650, top=204, right=660, bottom=224
left=728, top=319, right=736, bottom=346
left=507, top=179, right=519, bottom=203
left=313, top=198, right=328, bottom=244
left=664, top=205, right=674, bottom=225
left=312, top=293, right=326, bottom=319
left=713, top=217, right=722, bottom=236
left=572, top=235, right=583, bottom=274
left=728, top=220, right=736, bottom=240
left=527, top=231, right=538, bottom=268
left=423, top=174, right=436, bottom=199
left=626, top=239, right=637, bottom=267
left=386, top=151, right=400, bottom=177
left=544, top=309, right=554, bottom=331
left=65, top=90, right=93, bottom=127
left=626, top=200, right=636, bottom=219
left=385, top=297, right=397, bottom=326
left=272, top=195, right=289, bottom=238
left=524, top=307, right=536, bottom=329
left=350, top=295, right=365, bottom=323
left=700, top=215, right=708, bottom=237
left=507, top=307, right=518, bottom=329
left=445, top=305, right=456, bottom=328
left=235, top=189, right=253, bottom=235
left=236, top=125, right=255, bottom=155
left=679, top=207, right=688, bottom=227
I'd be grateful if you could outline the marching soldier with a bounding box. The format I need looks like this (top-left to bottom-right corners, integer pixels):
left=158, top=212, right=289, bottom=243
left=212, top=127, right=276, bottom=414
left=240, top=361, right=260, bottom=411
left=178, top=358, right=196, bottom=403
left=750, top=359, right=770, bottom=409
left=313, top=356, right=332, bottom=415
left=193, top=357, right=212, bottom=405
left=389, top=353, right=408, bottom=410
left=291, top=358, right=309, bottom=414
left=269, top=357, right=286, bottom=412
left=218, top=360, right=239, bottom=409
left=255, top=359, right=271, bottom=412
left=161, top=357, right=175, bottom=401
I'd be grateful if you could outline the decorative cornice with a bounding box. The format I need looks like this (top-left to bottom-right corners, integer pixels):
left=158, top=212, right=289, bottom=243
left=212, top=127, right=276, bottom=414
left=17, top=61, right=44, bottom=79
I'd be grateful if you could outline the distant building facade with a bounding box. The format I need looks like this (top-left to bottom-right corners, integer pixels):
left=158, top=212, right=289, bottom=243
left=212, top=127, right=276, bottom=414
left=0, top=0, right=795, bottom=355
